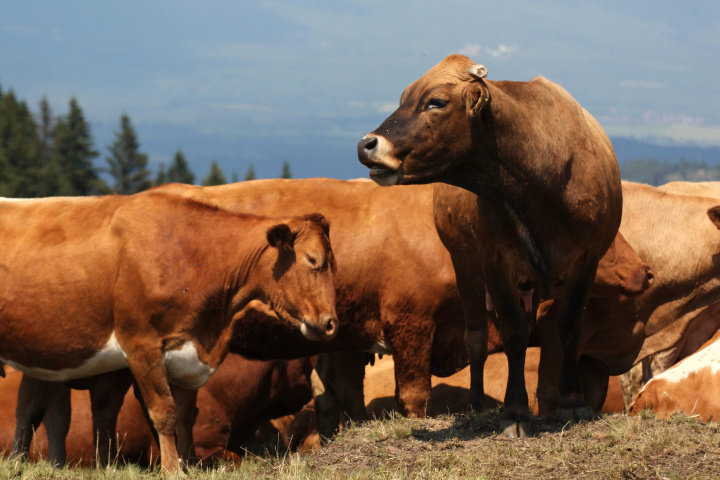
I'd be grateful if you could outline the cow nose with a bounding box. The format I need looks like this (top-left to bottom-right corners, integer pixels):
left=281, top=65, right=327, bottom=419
left=300, top=314, right=339, bottom=342
left=357, top=136, right=378, bottom=164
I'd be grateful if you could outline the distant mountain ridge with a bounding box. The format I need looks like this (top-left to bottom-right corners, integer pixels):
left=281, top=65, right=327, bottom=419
left=611, top=137, right=720, bottom=165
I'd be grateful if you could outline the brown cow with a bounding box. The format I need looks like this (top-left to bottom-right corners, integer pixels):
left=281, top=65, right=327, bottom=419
left=357, top=54, right=623, bottom=436
left=658, top=181, right=720, bottom=198
left=628, top=329, right=720, bottom=421
left=536, top=182, right=720, bottom=413
left=0, top=192, right=337, bottom=471
left=8, top=178, right=650, bottom=456
left=0, top=354, right=314, bottom=466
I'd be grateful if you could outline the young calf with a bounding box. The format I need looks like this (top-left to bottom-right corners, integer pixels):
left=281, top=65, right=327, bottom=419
left=0, top=192, right=337, bottom=471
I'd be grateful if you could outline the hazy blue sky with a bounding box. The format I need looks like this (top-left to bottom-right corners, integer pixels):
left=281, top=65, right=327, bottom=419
left=1, top=1, right=718, bottom=180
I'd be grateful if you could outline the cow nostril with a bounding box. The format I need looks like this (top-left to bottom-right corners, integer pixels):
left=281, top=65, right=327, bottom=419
left=363, top=137, right=378, bottom=152
left=646, top=270, right=654, bottom=285
left=325, top=317, right=338, bottom=337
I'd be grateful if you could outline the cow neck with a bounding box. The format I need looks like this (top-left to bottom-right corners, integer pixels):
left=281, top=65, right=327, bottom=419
left=434, top=126, right=550, bottom=289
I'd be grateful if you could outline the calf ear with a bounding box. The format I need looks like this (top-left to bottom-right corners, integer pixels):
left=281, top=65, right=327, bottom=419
left=267, top=224, right=295, bottom=252
left=707, top=206, right=720, bottom=230
left=465, top=64, right=490, bottom=116
left=304, top=212, right=331, bottom=237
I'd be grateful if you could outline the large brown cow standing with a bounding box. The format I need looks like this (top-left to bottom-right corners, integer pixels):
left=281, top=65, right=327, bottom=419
left=357, top=54, right=623, bottom=436
left=0, top=192, right=337, bottom=471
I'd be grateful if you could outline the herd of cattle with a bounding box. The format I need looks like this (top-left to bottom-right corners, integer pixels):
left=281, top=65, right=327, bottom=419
left=2, top=54, right=720, bottom=470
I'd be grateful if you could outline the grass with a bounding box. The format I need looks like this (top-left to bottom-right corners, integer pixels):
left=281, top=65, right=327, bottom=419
left=3, top=411, right=720, bottom=479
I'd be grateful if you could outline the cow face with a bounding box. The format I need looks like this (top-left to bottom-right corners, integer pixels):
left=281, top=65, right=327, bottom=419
left=265, top=213, right=339, bottom=342
left=358, top=54, right=489, bottom=186
left=592, top=232, right=654, bottom=298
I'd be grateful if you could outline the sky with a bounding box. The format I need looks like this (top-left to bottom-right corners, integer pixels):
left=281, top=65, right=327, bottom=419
left=1, top=1, right=719, bottom=181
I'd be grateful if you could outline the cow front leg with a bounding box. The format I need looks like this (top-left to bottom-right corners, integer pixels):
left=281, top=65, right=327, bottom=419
left=486, top=273, right=532, bottom=438
left=555, top=260, right=597, bottom=422
left=578, top=356, right=610, bottom=412
left=88, top=370, right=134, bottom=466
left=125, top=349, right=181, bottom=472
left=312, top=354, right=343, bottom=441
left=389, top=328, right=433, bottom=418
left=453, top=267, right=489, bottom=412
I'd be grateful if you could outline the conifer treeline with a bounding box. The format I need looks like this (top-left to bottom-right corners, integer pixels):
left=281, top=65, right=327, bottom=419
left=0, top=87, right=289, bottom=198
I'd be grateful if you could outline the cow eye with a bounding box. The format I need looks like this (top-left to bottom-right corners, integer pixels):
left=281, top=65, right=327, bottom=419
left=305, top=253, right=318, bottom=267
left=426, top=98, right=448, bottom=110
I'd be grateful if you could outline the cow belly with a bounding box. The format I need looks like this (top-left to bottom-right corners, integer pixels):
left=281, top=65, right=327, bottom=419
left=164, top=342, right=215, bottom=389
left=0, top=333, right=128, bottom=382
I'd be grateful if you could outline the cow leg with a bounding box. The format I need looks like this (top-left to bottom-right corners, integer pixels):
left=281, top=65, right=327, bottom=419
left=578, top=356, right=609, bottom=412
left=312, top=354, right=344, bottom=441
left=41, top=382, right=71, bottom=466
left=88, top=370, right=134, bottom=467
left=10, top=376, right=68, bottom=464
left=554, top=260, right=597, bottom=421
left=171, top=384, right=198, bottom=463
left=485, top=271, right=532, bottom=438
left=389, top=318, right=434, bottom=418
left=453, top=267, right=489, bottom=412
left=124, top=348, right=181, bottom=471
left=324, top=351, right=369, bottom=422
left=536, top=300, right=562, bottom=415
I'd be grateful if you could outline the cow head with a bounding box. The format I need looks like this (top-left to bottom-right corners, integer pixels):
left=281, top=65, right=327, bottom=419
left=263, top=213, right=339, bottom=342
left=592, top=232, right=654, bottom=297
left=358, top=54, right=489, bottom=186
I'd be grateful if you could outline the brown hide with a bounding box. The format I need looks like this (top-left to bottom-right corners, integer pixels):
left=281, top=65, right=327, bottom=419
left=357, top=54, right=623, bottom=431
left=629, top=330, right=720, bottom=421
left=538, top=181, right=720, bottom=412
left=0, top=355, right=313, bottom=466
left=155, top=178, right=466, bottom=420
left=0, top=192, right=336, bottom=471
left=155, top=178, right=646, bottom=424
left=658, top=181, right=720, bottom=199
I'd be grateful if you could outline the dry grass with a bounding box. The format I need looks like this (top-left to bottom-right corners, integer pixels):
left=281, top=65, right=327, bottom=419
left=3, top=411, right=720, bottom=479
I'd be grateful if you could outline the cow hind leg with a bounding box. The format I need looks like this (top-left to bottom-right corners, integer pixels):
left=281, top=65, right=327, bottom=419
left=41, top=382, right=71, bottom=466
left=88, top=370, right=134, bottom=467
left=171, top=384, right=198, bottom=463
left=555, top=260, right=597, bottom=422
left=10, top=376, right=68, bottom=464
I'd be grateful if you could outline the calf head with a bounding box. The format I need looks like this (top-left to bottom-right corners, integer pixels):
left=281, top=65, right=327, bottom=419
left=592, top=231, right=654, bottom=297
left=357, top=54, right=489, bottom=186
left=263, top=213, right=338, bottom=342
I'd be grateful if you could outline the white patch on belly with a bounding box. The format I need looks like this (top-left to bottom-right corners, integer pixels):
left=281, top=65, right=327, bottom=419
left=0, top=333, right=128, bottom=382
left=645, top=339, right=720, bottom=388
left=164, top=342, right=215, bottom=389
left=368, top=340, right=392, bottom=355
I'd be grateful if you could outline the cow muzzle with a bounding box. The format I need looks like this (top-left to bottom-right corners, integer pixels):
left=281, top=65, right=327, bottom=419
left=300, top=313, right=339, bottom=342
left=357, top=135, right=400, bottom=186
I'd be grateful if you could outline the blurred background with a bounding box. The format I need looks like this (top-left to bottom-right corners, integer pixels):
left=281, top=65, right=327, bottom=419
left=1, top=0, right=718, bottom=194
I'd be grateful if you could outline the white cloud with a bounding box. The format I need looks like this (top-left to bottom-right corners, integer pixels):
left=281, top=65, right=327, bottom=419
left=458, top=44, right=482, bottom=57
left=374, top=102, right=397, bottom=114
left=210, top=102, right=273, bottom=113
left=488, top=44, right=518, bottom=58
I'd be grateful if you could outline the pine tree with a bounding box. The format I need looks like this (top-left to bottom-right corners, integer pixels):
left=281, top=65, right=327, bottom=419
left=167, top=149, right=195, bottom=184
left=106, top=114, right=151, bottom=194
left=155, top=162, right=168, bottom=185
left=202, top=160, right=227, bottom=186
left=244, top=163, right=256, bottom=181
left=0, top=89, right=43, bottom=197
left=280, top=161, right=292, bottom=179
left=52, top=98, right=107, bottom=195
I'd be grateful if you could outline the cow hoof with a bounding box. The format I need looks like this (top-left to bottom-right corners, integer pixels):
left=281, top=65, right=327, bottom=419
left=499, top=419, right=532, bottom=438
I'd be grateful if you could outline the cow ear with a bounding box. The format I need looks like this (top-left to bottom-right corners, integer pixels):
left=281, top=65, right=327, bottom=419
left=465, top=64, right=490, bottom=116
left=267, top=224, right=295, bottom=252
left=304, top=212, right=331, bottom=237
left=707, top=206, right=720, bottom=230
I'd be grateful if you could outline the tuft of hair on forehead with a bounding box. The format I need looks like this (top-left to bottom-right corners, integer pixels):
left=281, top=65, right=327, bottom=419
left=303, top=212, right=331, bottom=237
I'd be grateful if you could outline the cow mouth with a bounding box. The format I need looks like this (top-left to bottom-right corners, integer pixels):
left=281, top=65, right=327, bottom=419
left=368, top=164, right=400, bottom=186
